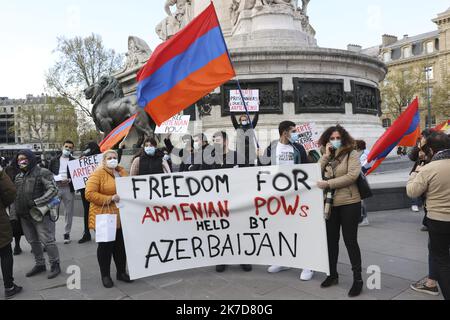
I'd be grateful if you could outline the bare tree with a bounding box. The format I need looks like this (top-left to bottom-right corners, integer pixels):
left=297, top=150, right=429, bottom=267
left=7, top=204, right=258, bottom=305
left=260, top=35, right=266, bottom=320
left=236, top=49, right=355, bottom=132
left=380, top=63, right=425, bottom=119
left=14, top=98, right=78, bottom=153
left=46, top=34, right=123, bottom=119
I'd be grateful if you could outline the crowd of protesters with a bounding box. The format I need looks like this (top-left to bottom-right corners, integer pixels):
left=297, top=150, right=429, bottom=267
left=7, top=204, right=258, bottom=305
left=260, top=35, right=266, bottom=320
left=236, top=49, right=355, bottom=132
left=1, top=113, right=449, bottom=300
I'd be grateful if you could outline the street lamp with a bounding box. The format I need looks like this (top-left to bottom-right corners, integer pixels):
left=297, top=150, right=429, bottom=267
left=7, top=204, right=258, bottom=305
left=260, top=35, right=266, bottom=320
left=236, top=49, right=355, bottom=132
left=425, top=66, right=432, bottom=129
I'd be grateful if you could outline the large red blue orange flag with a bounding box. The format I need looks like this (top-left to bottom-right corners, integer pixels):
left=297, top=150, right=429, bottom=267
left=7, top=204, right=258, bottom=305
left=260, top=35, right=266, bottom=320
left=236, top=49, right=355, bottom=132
left=99, top=114, right=137, bottom=152
left=366, top=98, right=420, bottom=175
left=136, top=3, right=236, bottom=125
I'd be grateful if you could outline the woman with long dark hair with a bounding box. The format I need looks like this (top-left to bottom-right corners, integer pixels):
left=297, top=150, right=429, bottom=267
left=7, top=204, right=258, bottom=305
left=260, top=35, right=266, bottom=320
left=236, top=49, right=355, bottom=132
left=316, top=125, right=363, bottom=297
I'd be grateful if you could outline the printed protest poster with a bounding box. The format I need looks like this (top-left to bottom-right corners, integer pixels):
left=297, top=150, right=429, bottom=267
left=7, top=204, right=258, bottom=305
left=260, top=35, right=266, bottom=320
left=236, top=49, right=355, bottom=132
left=155, top=115, right=190, bottom=134
left=229, top=90, right=259, bottom=112
left=116, top=164, right=329, bottom=280
left=296, top=123, right=321, bottom=152
left=68, top=154, right=103, bottom=191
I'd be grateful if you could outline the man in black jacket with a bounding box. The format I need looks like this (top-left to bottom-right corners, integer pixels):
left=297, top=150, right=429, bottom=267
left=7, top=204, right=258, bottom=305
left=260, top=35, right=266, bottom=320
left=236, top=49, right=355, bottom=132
left=48, top=140, right=76, bottom=244
left=14, top=150, right=61, bottom=279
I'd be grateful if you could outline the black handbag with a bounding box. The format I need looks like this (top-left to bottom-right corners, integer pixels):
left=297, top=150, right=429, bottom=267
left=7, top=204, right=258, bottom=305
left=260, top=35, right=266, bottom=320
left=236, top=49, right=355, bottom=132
left=357, top=172, right=373, bottom=200
left=347, top=154, right=373, bottom=200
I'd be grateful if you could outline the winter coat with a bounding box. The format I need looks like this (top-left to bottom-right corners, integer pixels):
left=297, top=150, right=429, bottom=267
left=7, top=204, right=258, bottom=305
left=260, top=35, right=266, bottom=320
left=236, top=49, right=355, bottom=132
left=0, top=170, right=16, bottom=248
left=85, top=166, right=128, bottom=230
left=319, top=146, right=361, bottom=207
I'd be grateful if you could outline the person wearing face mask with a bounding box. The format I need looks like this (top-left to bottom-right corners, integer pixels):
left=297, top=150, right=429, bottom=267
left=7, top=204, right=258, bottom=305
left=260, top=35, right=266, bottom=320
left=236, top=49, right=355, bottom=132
left=189, top=133, right=214, bottom=171
left=78, top=142, right=101, bottom=244
left=258, top=121, right=313, bottom=281
left=130, top=138, right=171, bottom=176
left=231, top=113, right=259, bottom=167
left=48, top=140, right=76, bottom=244
left=211, top=131, right=253, bottom=273
left=85, top=150, right=133, bottom=289
left=13, top=150, right=61, bottom=279
left=407, top=132, right=450, bottom=300
left=316, top=125, right=363, bottom=298
left=164, top=134, right=194, bottom=172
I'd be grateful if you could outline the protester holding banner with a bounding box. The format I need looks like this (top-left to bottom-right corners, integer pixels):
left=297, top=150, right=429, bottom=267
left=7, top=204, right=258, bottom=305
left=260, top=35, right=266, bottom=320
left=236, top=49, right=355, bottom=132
left=164, top=134, right=194, bottom=172
left=211, top=131, right=252, bottom=273
left=78, top=142, right=101, bottom=244
left=13, top=150, right=61, bottom=280
left=258, top=121, right=314, bottom=281
left=316, top=125, right=363, bottom=297
left=130, top=138, right=171, bottom=176
left=48, top=140, right=76, bottom=244
left=85, top=150, right=133, bottom=288
left=231, top=113, right=259, bottom=167
left=406, top=132, right=450, bottom=300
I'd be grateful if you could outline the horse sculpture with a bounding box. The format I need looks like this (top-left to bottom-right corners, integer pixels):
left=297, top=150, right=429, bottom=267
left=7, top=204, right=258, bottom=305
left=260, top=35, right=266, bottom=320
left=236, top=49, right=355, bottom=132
left=84, top=76, right=155, bottom=148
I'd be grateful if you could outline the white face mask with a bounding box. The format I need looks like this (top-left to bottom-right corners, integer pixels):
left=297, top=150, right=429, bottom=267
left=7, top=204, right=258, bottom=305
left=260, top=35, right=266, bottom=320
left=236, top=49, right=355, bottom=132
left=106, top=159, right=118, bottom=169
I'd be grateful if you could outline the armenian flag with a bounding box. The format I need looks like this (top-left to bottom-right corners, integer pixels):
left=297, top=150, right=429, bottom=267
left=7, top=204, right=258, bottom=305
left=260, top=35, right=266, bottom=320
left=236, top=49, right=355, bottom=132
left=366, top=98, right=420, bottom=175
left=434, top=120, right=450, bottom=133
left=99, top=114, right=137, bottom=153
left=136, top=3, right=236, bottom=126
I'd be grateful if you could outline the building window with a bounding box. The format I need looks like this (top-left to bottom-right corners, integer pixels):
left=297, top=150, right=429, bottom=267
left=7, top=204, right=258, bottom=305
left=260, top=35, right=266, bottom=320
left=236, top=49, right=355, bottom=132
left=425, top=66, right=434, bottom=80
left=382, top=118, right=392, bottom=128
left=426, top=41, right=434, bottom=54
left=402, top=46, right=412, bottom=58
left=10, top=107, right=13, bottom=113
left=383, top=51, right=391, bottom=62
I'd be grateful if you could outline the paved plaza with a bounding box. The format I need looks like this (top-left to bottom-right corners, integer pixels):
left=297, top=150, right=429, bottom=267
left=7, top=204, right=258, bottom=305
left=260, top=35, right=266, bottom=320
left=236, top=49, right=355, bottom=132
left=2, top=207, right=441, bottom=300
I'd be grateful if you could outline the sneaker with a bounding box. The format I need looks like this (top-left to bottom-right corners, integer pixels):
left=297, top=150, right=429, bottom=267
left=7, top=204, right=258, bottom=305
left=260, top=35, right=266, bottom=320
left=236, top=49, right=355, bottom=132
left=4, top=284, right=23, bottom=300
left=410, top=280, right=439, bottom=296
left=47, top=263, right=61, bottom=279
left=26, top=265, right=46, bottom=277
left=411, top=205, right=420, bottom=212
left=267, top=266, right=290, bottom=273
left=420, top=226, right=429, bottom=232
left=359, top=217, right=370, bottom=227
left=300, top=269, right=314, bottom=281
left=215, top=265, right=226, bottom=273
left=64, top=234, right=71, bottom=244
left=241, top=265, right=252, bottom=272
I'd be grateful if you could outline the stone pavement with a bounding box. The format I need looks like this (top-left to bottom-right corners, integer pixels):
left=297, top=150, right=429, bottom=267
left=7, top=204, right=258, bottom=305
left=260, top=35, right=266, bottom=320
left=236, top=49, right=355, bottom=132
left=1, top=207, right=443, bottom=300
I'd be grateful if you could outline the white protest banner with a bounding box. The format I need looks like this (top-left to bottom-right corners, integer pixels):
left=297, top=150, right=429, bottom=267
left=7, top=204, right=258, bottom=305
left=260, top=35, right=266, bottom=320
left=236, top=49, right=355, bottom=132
left=68, top=154, right=103, bottom=191
left=155, top=115, right=190, bottom=134
left=116, top=164, right=329, bottom=280
left=229, top=90, right=259, bottom=112
left=296, top=123, right=321, bottom=152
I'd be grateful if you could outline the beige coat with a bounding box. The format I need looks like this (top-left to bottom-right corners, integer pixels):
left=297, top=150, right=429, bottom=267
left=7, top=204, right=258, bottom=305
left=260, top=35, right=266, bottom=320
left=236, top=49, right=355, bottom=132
left=407, top=159, right=450, bottom=222
left=319, top=147, right=362, bottom=207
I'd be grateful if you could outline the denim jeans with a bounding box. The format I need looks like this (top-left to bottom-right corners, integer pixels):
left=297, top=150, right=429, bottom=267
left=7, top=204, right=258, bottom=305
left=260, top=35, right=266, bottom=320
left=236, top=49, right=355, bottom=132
left=21, top=215, right=60, bottom=266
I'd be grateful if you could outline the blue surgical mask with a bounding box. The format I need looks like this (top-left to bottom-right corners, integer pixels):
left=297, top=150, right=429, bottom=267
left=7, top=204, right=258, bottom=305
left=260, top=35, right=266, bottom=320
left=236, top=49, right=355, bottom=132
left=289, top=132, right=300, bottom=143
left=62, top=149, right=72, bottom=157
left=145, top=147, right=156, bottom=156
left=331, top=140, right=342, bottom=150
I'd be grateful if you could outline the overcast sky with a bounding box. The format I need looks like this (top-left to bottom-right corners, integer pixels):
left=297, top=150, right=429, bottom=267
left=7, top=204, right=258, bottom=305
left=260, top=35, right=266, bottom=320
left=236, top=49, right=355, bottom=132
left=0, top=0, right=448, bottom=99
